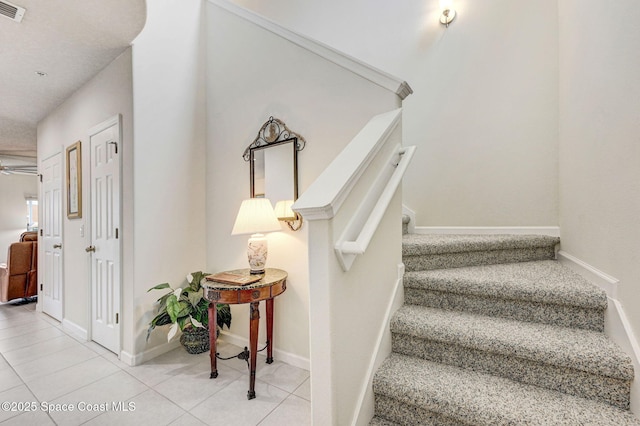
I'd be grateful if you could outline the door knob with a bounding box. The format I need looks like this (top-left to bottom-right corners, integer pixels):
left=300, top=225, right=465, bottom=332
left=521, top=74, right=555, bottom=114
left=53, top=243, right=62, bottom=249
left=85, top=245, right=96, bottom=253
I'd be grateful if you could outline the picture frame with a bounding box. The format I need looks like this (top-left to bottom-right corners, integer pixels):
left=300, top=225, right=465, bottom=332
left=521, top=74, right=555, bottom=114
left=66, top=141, right=82, bottom=219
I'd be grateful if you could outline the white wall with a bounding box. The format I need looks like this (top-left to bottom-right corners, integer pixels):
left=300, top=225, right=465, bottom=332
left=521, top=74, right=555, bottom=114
left=231, top=0, right=560, bottom=227
left=205, top=1, right=401, bottom=364
left=0, top=174, right=38, bottom=262
left=558, top=0, right=640, bottom=354
left=37, top=49, right=134, bottom=334
left=130, top=0, right=207, bottom=360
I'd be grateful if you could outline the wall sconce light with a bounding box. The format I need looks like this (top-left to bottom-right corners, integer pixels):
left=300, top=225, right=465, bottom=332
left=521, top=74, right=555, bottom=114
left=439, top=0, right=456, bottom=27
left=274, top=200, right=303, bottom=231
left=232, top=198, right=282, bottom=274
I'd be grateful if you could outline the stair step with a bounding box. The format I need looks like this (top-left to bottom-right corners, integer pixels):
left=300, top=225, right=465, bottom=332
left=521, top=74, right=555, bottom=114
left=403, top=234, right=559, bottom=271
left=404, top=260, right=606, bottom=331
left=373, top=354, right=640, bottom=425
left=369, top=416, right=401, bottom=426
left=391, top=305, right=633, bottom=408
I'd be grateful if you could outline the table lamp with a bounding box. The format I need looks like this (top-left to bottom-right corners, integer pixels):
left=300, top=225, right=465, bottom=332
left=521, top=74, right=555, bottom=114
left=231, top=198, right=281, bottom=274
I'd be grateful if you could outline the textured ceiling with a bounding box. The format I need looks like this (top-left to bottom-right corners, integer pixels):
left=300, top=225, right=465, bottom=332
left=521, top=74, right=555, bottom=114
left=0, top=0, right=146, bottom=161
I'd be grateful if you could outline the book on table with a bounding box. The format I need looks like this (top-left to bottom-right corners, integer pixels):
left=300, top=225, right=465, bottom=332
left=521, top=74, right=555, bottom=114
left=205, top=271, right=262, bottom=286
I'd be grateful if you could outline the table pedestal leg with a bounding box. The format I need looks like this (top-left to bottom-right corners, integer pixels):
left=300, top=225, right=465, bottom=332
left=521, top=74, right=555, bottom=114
left=208, top=302, right=218, bottom=379
left=248, top=301, right=260, bottom=400
left=266, top=298, right=274, bottom=364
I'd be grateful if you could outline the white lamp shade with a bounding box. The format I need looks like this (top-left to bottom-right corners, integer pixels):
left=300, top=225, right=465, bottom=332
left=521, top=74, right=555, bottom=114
left=231, top=198, right=281, bottom=235
left=274, top=199, right=296, bottom=220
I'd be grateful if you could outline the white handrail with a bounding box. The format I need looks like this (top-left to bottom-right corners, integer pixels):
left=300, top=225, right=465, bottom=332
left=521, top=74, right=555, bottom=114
left=335, top=145, right=416, bottom=271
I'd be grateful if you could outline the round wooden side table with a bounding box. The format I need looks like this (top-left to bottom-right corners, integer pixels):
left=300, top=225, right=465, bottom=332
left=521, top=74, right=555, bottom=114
left=202, top=268, right=287, bottom=400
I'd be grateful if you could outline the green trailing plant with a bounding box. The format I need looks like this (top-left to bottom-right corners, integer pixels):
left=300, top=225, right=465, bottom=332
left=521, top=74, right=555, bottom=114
left=147, top=271, right=232, bottom=342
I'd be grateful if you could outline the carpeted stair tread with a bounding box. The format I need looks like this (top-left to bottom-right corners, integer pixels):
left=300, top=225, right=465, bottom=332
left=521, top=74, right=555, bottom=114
left=404, top=260, right=606, bottom=309
left=373, top=354, right=640, bottom=425
left=369, top=416, right=401, bottom=426
left=391, top=305, right=633, bottom=380
left=402, top=234, right=559, bottom=256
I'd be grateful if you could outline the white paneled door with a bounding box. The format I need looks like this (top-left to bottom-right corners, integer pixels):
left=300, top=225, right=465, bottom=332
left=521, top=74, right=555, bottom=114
left=41, top=152, right=63, bottom=321
left=89, top=116, right=122, bottom=354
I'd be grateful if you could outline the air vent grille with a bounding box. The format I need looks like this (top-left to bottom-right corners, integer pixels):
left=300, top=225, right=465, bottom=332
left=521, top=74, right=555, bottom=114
left=0, top=0, right=25, bottom=22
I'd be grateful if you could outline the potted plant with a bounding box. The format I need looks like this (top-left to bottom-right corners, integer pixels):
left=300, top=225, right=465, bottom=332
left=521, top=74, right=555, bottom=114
left=147, top=271, right=232, bottom=354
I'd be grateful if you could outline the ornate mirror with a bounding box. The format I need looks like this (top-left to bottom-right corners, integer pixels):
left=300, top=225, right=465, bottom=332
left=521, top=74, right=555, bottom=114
left=243, top=117, right=306, bottom=201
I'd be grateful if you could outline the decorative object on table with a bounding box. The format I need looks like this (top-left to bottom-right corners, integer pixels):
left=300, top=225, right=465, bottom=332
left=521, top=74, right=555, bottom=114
left=274, top=199, right=303, bottom=231
left=146, top=271, right=232, bottom=354
left=231, top=198, right=281, bottom=274
left=206, top=271, right=262, bottom=286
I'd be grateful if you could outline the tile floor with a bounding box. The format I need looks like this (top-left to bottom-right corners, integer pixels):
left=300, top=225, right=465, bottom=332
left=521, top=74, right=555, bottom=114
left=0, top=301, right=311, bottom=425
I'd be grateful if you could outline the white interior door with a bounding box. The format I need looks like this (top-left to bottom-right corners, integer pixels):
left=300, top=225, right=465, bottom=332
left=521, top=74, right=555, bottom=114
left=89, top=116, right=121, bottom=354
left=41, top=152, right=63, bottom=321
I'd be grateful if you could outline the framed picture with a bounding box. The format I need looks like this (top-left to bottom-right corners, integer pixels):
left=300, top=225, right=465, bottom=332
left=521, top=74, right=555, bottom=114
left=66, top=141, right=82, bottom=219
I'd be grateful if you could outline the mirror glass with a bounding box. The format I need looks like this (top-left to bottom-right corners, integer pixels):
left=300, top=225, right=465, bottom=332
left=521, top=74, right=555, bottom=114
left=250, top=138, right=298, bottom=202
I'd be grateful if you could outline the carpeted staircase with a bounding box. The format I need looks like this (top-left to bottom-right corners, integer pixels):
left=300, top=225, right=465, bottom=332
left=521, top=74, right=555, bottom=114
left=371, top=234, right=640, bottom=425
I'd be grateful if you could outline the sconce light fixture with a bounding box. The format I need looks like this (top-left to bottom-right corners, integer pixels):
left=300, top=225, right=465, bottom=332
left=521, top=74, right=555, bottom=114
left=274, top=200, right=303, bottom=231
left=232, top=198, right=281, bottom=274
left=439, top=0, right=456, bottom=27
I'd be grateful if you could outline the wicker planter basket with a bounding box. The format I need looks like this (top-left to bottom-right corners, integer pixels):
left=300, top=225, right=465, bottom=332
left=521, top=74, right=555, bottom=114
left=179, top=326, right=210, bottom=354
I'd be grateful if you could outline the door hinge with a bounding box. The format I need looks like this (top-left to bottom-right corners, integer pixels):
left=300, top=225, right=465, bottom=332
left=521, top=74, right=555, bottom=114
left=39, top=174, right=43, bottom=182
left=115, top=228, right=119, bottom=239
left=39, top=229, right=43, bottom=236
left=40, top=283, right=43, bottom=291
left=108, top=141, right=118, bottom=154
left=116, top=313, right=119, bottom=324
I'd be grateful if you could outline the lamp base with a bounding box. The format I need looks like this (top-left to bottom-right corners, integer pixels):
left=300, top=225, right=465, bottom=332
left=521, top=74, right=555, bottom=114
left=247, top=233, right=268, bottom=274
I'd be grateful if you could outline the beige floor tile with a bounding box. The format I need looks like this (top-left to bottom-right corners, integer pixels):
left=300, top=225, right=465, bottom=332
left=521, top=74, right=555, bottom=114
left=47, top=370, right=148, bottom=425
left=0, top=384, right=38, bottom=423
left=169, top=413, right=208, bottom=425
left=258, top=394, right=311, bottom=426
left=0, top=367, right=23, bottom=393
left=293, top=376, right=311, bottom=401
left=189, top=378, right=288, bottom=426
left=0, top=320, right=54, bottom=341
left=83, top=389, right=185, bottom=426
left=0, top=326, right=65, bottom=353
left=0, top=407, right=56, bottom=425
left=255, top=359, right=309, bottom=393
left=12, top=344, right=99, bottom=381
left=154, top=359, right=243, bottom=410
left=26, top=356, right=121, bottom=401
left=2, top=334, right=81, bottom=366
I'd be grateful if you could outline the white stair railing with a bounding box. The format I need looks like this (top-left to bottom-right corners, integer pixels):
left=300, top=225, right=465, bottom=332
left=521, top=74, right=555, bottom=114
left=335, top=145, right=416, bottom=271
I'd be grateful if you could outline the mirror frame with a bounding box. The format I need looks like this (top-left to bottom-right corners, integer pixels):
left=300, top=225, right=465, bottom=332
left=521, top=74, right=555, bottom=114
left=243, top=117, right=306, bottom=200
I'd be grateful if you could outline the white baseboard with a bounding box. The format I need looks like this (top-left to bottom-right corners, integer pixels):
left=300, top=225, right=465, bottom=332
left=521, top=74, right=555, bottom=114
left=353, top=263, right=405, bottom=426
left=558, top=251, right=640, bottom=415
left=120, top=340, right=181, bottom=367
left=61, top=319, right=88, bottom=341
left=414, top=226, right=560, bottom=237
left=219, top=331, right=310, bottom=372
left=557, top=251, right=618, bottom=298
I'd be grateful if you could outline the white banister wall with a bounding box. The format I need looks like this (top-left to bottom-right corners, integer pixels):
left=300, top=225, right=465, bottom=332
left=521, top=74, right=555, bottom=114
left=294, top=109, right=414, bottom=425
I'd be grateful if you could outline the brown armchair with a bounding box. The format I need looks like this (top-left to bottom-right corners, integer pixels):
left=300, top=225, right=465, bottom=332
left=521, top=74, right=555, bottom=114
left=0, top=239, right=38, bottom=303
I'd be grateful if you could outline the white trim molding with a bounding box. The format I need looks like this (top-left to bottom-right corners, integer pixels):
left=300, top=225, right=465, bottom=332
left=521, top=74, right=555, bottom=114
left=120, top=340, right=181, bottom=367
left=207, top=0, right=412, bottom=100
left=558, top=251, right=640, bottom=414
left=415, top=226, right=561, bottom=237
left=61, top=318, right=88, bottom=341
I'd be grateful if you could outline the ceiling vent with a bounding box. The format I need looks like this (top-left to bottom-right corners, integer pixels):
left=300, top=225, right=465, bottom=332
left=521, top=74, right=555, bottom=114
left=0, top=0, right=25, bottom=23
